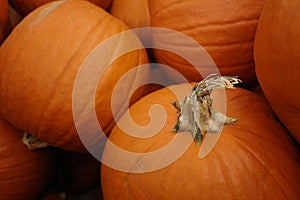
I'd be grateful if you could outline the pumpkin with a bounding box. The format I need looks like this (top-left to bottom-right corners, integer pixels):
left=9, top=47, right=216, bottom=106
left=0, top=0, right=149, bottom=152
left=0, top=0, right=11, bottom=44
left=101, top=84, right=300, bottom=199
left=0, top=117, right=57, bottom=200
left=148, top=0, right=265, bottom=87
left=110, top=0, right=150, bottom=28
left=254, top=0, right=300, bottom=143
left=9, top=0, right=113, bottom=16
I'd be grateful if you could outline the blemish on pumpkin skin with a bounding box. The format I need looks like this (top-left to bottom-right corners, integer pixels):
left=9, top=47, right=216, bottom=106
left=30, top=1, right=64, bottom=26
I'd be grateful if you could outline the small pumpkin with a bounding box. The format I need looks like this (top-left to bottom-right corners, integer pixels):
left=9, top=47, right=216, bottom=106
left=0, top=0, right=11, bottom=44
left=254, top=0, right=300, bottom=143
left=0, top=0, right=149, bottom=152
left=148, top=0, right=265, bottom=87
left=9, top=0, right=113, bottom=16
left=110, top=0, right=150, bottom=28
left=101, top=84, right=300, bottom=199
left=0, top=117, right=57, bottom=200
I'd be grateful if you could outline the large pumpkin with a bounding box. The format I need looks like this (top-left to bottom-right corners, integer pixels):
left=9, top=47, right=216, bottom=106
left=110, top=0, right=150, bottom=28
left=0, top=117, right=57, bottom=200
left=148, top=0, right=265, bottom=87
left=254, top=0, right=300, bottom=143
left=9, top=0, right=113, bottom=16
left=0, top=0, right=149, bottom=152
left=101, top=84, right=300, bottom=199
left=0, top=0, right=11, bottom=44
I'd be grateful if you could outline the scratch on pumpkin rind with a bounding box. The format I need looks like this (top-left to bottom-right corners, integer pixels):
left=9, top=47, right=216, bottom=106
left=172, top=74, right=241, bottom=144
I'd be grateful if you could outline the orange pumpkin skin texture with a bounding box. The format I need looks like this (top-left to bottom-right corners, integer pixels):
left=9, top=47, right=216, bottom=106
left=149, top=0, right=265, bottom=87
left=0, top=0, right=11, bottom=44
left=110, top=0, right=150, bottom=28
left=0, top=0, right=149, bottom=152
left=101, top=84, right=300, bottom=199
left=254, top=0, right=300, bottom=143
left=8, top=0, right=113, bottom=16
left=0, top=117, right=57, bottom=200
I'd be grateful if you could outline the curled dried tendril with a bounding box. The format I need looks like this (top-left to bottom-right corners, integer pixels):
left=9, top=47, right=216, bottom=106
left=172, top=74, right=241, bottom=144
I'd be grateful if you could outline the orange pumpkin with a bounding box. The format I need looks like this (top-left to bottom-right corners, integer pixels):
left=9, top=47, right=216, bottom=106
left=101, top=84, right=300, bottom=199
left=9, top=0, right=113, bottom=16
left=110, top=0, right=150, bottom=28
left=0, top=0, right=11, bottom=44
left=0, top=0, right=149, bottom=152
left=254, top=0, right=300, bottom=143
left=148, top=0, right=265, bottom=87
left=0, top=117, right=57, bottom=200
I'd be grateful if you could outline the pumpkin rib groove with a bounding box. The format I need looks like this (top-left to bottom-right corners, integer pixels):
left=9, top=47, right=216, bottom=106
left=0, top=24, right=34, bottom=113
left=128, top=174, right=154, bottom=200
left=154, top=49, right=253, bottom=69
left=229, top=124, right=300, bottom=165
left=34, top=10, right=115, bottom=145
left=122, top=172, right=140, bottom=199
left=225, top=92, right=258, bottom=105
left=175, top=18, right=259, bottom=35
left=94, top=54, right=136, bottom=135
left=231, top=124, right=281, bottom=145
left=227, top=132, right=291, bottom=198
left=57, top=14, right=117, bottom=144
left=203, top=40, right=253, bottom=49
left=150, top=0, right=193, bottom=18
left=0, top=170, right=40, bottom=182
left=153, top=9, right=259, bottom=30
left=209, top=57, right=253, bottom=69
left=211, top=60, right=253, bottom=69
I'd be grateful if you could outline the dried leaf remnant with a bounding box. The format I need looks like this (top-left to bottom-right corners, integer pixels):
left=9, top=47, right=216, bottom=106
left=22, top=132, right=49, bottom=150
left=172, top=75, right=241, bottom=144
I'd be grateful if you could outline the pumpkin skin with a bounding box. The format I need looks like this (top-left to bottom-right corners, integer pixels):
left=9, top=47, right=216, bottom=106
left=149, top=0, right=265, bottom=87
left=0, top=0, right=149, bottom=152
left=9, top=0, right=113, bottom=16
left=0, top=0, right=11, bottom=44
left=254, top=0, right=300, bottom=143
left=110, top=0, right=150, bottom=28
left=101, top=84, right=300, bottom=199
left=0, top=117, right=57, bottom=200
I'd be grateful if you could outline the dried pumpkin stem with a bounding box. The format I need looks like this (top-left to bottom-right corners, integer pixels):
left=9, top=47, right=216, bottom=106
left=172, top=74, right=241, bottom=144
left=22, top=132, right=49, bottom=150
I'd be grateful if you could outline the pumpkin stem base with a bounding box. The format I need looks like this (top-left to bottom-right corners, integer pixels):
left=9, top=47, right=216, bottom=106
left=172, top=75, right=241, bottom=144
left=22, top=132, right=49, bottom=150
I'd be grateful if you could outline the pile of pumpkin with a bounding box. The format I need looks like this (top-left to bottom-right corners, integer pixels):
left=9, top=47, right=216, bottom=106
left=0, top=0, right=299, bottom=199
